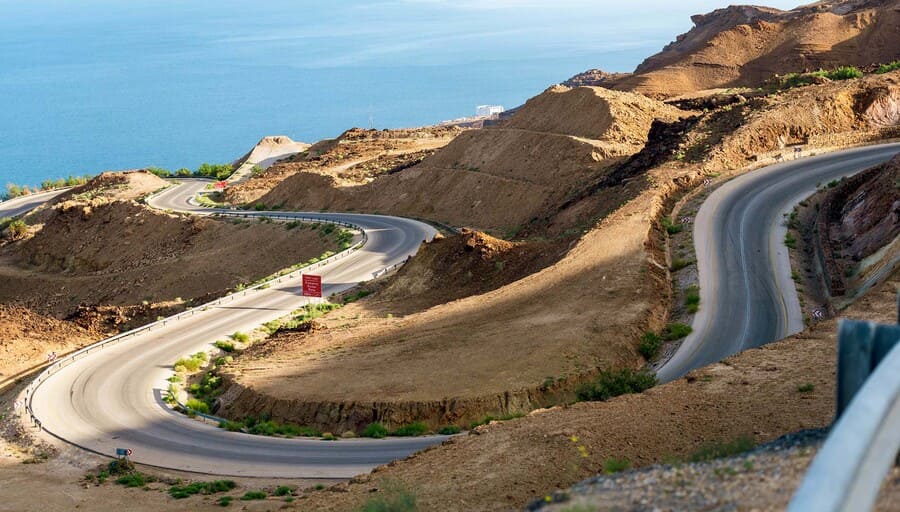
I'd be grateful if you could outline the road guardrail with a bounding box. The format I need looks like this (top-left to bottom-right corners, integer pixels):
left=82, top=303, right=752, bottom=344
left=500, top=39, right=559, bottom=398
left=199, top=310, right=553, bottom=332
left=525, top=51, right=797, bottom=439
left=789, top=299, right=900, bottom=512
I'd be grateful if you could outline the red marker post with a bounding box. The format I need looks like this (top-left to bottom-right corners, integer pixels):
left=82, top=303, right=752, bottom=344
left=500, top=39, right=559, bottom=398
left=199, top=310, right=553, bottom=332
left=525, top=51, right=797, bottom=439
left=302, top=274, right=322, bottom=298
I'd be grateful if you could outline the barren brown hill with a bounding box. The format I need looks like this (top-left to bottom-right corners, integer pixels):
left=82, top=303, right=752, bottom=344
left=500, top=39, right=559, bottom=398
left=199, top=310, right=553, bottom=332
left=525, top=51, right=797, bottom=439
left=690, top=71, right=900, bottom=169
left=212, top=66, right=899, bottom=434
left=251, top=86, right=688, bottom=235
left=291, top=269, right=900, bottom=512
left=607, top=0, right=900, bottom=97
left=0, top=173, right=340, bottom=322
left=223, top=126, right=461, bottom=205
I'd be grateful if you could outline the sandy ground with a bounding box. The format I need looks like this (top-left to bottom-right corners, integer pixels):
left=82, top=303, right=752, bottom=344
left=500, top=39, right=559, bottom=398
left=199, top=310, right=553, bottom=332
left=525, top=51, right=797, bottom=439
left=283, top=268, right=899, bottom=511
left=217, top=184, right=668, bottom=431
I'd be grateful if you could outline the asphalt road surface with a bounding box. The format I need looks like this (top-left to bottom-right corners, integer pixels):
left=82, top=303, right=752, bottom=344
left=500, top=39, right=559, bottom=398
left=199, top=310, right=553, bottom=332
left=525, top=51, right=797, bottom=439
left=28, top=180, right=445, bottom=478
left=657, top=143, right=900, bottom=383
left=0, top=189, right=67, bottom=218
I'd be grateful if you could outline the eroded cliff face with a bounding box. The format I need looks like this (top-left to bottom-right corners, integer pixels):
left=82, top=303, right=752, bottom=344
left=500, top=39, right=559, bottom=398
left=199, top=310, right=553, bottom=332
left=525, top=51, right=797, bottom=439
left=816, top=153, right=900, bottom=296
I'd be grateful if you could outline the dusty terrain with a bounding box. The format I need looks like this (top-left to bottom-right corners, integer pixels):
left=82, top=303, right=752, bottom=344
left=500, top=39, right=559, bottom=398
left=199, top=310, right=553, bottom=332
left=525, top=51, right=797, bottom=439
left=223, top=126, right=461, bottom=205
left=249, top=86, right=688, bottom=236
left=536, top=429, right=899, bottom=512
left=605, top=0, right=900, bottom=97
left=0, top=171, right=343, bottom=391
left=0, top=172, right=338, bottom=319
left=288, top=269, right=899, bottom=512
left=214, top=70, right=900, bottom=433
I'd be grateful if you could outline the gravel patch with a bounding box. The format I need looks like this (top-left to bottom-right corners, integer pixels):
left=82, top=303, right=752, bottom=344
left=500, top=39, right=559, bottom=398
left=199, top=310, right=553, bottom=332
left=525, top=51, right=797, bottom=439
left=528, top=429, right=900, bottom=511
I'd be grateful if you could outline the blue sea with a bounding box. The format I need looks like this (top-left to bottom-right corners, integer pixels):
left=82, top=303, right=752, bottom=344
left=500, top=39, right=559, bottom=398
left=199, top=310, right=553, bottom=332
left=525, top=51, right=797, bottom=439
left=0, top=0, right=800, bottom=188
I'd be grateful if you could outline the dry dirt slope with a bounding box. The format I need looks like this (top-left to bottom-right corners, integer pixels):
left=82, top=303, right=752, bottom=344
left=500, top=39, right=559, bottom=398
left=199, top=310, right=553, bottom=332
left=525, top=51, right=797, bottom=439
left=606, top=0, right=900, bottom=97
left=251, top=86, right=688, bottom=235
left=292, top=269, right=899, bottom=512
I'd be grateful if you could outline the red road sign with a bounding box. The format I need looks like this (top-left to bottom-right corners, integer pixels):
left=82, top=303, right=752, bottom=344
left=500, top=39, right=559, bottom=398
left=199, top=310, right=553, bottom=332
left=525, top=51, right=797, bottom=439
left=302, top=274, right=322, bottom=298
left=214, top=181, right=228, bottom=189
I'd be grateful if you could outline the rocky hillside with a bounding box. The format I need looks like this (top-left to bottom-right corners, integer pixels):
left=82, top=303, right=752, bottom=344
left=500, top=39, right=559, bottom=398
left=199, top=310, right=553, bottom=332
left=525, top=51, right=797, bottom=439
left=605, top=0, right=900, bottom=97
left=223, top=126, right=460, bottom=205
left=250, top=86, right=689, bottom=235
left=0, top=173, right=339, bottom=321
left=815, top=153, right=899, bottom=297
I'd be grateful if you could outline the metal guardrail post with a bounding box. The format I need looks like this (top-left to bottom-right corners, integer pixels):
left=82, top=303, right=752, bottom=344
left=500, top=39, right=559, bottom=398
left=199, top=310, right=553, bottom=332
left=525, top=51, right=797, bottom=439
left=837, top=313, right=900, bottom=417
left=789, top=303, right=900, bottom=512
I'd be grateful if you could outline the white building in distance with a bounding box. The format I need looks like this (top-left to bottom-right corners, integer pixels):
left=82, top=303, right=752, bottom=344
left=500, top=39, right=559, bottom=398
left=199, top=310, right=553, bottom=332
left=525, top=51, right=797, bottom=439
left=475, top=105, right=505, bottom=117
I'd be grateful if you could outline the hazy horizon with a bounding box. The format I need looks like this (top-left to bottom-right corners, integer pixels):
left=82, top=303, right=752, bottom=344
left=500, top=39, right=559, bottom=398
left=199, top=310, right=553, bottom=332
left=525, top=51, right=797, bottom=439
left=0, top=0, right=803, bottom=186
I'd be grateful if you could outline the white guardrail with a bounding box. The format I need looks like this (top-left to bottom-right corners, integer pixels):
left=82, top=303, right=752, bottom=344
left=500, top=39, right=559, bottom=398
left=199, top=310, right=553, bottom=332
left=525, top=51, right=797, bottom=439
left=21, top=205, right=382, bottom=431
left=789, top=316, right=900, bottom=512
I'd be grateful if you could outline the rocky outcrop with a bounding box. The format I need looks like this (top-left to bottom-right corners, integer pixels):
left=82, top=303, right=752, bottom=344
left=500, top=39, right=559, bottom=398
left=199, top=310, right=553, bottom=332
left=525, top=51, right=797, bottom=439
left=814, top=153, right=900, bottom=296
left=602, top=0, right=900, bottom=97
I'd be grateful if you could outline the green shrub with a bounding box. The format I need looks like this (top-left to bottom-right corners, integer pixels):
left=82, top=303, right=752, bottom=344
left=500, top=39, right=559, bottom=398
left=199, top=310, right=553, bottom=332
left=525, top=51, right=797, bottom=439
left=391, top=422, right=429, bottom=437
left=575, top=368, right=657, bottom=402
left=688, top=436, right=755, bottom=462
left=231, top=332, right=249, bottom=343
left=275, top=485, right=293, bottom=496
left=241, top=491, right=267, bottom=501
left=438, top=425, right=461, bottom=435
left=218, top=496, right=233, bottom=507
left=670, top=258, right=692, bottom=272
left=661, top=217, right=683, bottom=235
left=196, top=163, right=235, bottom=181
left=169, top=480, right=236, bottom=498
left=362, top=422, right=389, bottom=439
left=214, top=340, right=235, bottom=352
left=603, top=458, right=630, bottom=474
left=185, top=399, right=210, bottom=414
left=343, top=290, right=371, bottom=304
left=241, top=491, right=268, bottom=501
left=825, top=66, right=862, bottom=80
left=115, top=473, right=148, bottom=487
left=219, top=420, right=244, bottom=432
left=254, top=203, right=266, bottom=211
left=876, top=61, right=900, bottom=74
left=784, top=233, right=797, bottom=249
left=797, top=383, right=815, bottom=393
left=684, top=285, right=701, bottom=314
left=662, top=323, right=693, bottom=341
left=638, top=332, right=662, bottom=360
left=5, top=219, right=28, bottom=239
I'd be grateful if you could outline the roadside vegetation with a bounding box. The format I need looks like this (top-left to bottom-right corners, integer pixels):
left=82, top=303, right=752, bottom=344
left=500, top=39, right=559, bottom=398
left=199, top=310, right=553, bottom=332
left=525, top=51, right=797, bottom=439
left=147, top=162, right=236, bottom=181
left=3, top=175, right=93, bottom=200
left=876, top=60, right=900, bottom=74
left=219, top=416, right=322, bottom=438
left=772, top=66, right=863, bottom=90
left=575, top=368, right=657, bottom=402
left=1, top=218, right=29, bottom=240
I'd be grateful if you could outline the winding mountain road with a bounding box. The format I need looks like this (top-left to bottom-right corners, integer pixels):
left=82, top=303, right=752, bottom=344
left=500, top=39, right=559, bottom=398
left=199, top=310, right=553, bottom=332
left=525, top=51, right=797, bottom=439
left=9, top=141, right=899, bottom=477
left=657, top=143, right=900, bottom=383
left=25, top=180, right=445, bottom=478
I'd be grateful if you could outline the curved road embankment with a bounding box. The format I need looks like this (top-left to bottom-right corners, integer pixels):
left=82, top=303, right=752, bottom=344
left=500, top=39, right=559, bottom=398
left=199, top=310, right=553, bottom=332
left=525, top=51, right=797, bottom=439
left=26, top=180, right=445, bottom=478
left=658, top=143, right=900, bottom=383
